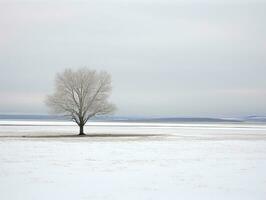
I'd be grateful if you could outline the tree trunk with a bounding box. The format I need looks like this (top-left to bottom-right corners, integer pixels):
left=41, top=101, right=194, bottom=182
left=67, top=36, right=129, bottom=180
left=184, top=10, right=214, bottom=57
left=79, top=125, right=85, bottom=136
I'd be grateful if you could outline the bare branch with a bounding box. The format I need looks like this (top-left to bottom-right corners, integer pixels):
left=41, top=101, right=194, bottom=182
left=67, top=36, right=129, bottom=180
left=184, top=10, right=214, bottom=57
left=46, top=68, right=116, bottom=133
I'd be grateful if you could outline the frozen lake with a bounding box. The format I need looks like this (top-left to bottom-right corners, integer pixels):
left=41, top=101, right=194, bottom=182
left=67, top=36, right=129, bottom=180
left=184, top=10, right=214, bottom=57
left=0, top=120, right=266, bottom=199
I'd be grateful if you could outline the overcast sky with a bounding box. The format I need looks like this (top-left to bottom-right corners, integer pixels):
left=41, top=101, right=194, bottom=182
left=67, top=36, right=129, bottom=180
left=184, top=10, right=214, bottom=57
left=0, top=0, right=265, bottom=117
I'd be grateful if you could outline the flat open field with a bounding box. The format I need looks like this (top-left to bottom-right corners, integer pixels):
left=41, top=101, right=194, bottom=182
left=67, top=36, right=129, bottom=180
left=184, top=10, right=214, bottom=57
left=0, top=121, right=266, bottom=200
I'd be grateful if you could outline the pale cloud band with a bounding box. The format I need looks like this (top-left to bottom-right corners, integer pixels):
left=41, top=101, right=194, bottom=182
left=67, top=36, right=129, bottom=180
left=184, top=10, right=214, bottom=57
left=0, top=0, right=265, bottom=117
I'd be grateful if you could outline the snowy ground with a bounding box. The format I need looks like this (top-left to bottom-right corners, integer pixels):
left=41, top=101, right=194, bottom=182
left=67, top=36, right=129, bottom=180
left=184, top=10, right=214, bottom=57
left=0, top=121, right=266, bottom=200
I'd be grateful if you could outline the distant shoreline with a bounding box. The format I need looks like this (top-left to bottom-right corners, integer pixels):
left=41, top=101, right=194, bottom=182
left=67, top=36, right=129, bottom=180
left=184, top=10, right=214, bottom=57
left=1, top=114, right=266, bottom=123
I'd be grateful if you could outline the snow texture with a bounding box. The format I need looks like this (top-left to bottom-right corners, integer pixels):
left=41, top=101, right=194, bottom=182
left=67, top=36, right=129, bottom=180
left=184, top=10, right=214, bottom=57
left=0, top=121, right=266, bottom=200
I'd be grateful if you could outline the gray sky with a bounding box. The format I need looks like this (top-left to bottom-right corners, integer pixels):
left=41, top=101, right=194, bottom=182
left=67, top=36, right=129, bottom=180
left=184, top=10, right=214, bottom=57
left=0, top=0, right=266, bottom=117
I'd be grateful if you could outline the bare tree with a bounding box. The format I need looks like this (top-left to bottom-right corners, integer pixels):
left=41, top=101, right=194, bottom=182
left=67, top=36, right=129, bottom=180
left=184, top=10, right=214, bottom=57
left=46, top=68, right=115, bottom=135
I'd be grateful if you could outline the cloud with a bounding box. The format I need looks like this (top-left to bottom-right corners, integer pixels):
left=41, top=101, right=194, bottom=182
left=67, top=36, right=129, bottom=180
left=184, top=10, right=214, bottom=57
left=0, top=0, right=265, bottom=116
left=0, top=92, right=47, bottom=113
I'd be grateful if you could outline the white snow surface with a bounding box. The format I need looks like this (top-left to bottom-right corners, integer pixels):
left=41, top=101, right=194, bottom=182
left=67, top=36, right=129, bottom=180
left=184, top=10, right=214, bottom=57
left=0, top=120, right=266, bottom=200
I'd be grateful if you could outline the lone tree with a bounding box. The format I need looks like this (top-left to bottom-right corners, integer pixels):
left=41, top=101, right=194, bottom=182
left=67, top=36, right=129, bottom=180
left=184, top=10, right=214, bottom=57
left=46, top=68, right=115, bottom=135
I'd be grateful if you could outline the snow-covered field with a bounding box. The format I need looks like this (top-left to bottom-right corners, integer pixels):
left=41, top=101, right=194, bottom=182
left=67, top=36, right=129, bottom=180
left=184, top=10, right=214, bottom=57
left=0, top=120, right=266, bottom=200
